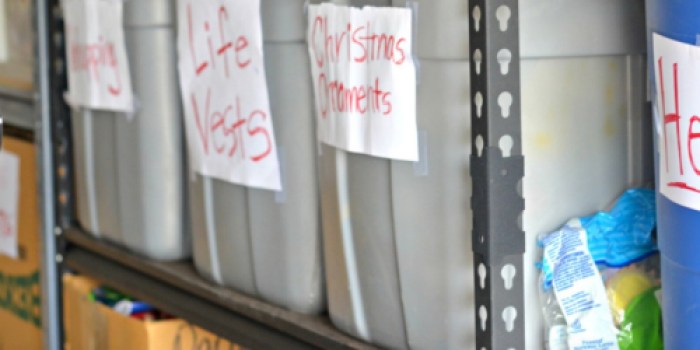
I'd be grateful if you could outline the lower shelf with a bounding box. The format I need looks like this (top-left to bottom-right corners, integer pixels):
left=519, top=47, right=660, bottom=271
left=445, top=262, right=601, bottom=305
left=62, top=228, right=376, bottom=350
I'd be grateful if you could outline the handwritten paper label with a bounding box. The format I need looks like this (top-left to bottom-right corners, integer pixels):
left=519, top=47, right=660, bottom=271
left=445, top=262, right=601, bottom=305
left=653, top=33, right=700, bottom=210
left=307, top=4, right=418, bottom=161
left=63, top=0, right=133, bottom=112
left=0, top=151, right=19, bottom=259
left=177, top=0, right=281, bottom=190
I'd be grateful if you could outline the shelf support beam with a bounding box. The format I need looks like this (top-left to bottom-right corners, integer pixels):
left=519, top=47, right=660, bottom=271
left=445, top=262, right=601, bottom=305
left=469, top=0, right=526, bottom=348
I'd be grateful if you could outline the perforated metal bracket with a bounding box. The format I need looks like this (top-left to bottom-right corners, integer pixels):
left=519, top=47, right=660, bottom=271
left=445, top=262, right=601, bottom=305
left=36, top=0, right=73, bottom=348
left=46, top=0, right=74, bottom=230
left=469, top=0, right=525, bottom=349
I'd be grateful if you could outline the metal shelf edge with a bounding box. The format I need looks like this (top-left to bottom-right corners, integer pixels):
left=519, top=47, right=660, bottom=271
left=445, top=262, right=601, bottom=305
left=63, top=228, right=377, bottom=350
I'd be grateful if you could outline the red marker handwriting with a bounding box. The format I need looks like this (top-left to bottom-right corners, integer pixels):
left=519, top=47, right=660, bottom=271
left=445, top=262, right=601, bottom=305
left=310, top=15, right=407, bottom=68
left=658, top=57, right=700, bottom=192
left=186, top=1, right=273, bottom=165
left=191, top=89, right=272, bottom=162
left=310, top=14, right=409, bottom=118
left=0, top=210, right=11, bottom=238
left=317, top=74, right=392, bottom=117
left=187, top=3, right=252, bottom=78
left=68, top=28, right=123, bottom=96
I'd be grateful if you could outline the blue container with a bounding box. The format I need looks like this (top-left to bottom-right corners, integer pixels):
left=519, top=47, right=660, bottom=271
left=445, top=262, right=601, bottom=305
left=647, top=1, right=700, bottom=349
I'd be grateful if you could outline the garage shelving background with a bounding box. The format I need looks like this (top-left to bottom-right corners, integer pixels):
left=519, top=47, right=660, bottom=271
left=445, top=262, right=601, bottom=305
left=10, top=0, right=627, bottom=348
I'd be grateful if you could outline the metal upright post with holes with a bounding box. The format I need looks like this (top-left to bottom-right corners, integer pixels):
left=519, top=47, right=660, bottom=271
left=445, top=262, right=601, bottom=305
left=469, top=0, right=525, bottom=349
left=37, top=0, right=73, bottom=347
left=36, top=0, right=60, bottom=346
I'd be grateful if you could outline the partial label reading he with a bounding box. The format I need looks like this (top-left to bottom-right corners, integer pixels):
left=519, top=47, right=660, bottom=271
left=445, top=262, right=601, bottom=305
left=654, top=33, right=700, bottom=210
left=177, top=0, right=281, bottom=190
left=63, top=0, right=133, bottom=112
left=307, top=4, right=418, bottom=161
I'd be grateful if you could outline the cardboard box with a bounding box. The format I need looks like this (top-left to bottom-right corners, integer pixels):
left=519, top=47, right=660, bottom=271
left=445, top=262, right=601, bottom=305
left=64, top=274, right=242, bottom=350
left=0, top=136, right=42, bottom=350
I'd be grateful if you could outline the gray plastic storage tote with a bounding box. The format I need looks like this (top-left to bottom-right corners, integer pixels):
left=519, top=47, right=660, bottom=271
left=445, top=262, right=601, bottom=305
left=189, top=1, right=325, bottom=314
left=318, top=0, right=649, bottom=349
left=72, top=0, right=189, bottom=260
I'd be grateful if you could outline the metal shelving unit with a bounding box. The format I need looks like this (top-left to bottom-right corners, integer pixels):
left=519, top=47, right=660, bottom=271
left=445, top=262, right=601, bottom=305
left=29, top=0, right=527, bottom=348
left=32, top=0, right=380, bottom=347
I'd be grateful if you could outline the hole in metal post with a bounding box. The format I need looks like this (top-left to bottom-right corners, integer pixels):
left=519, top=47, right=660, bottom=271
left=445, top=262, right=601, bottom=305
left=502, top=306, right=518, bottom=332
left=473, top=6, right=482, bottom=32
left=474, top=49, right=483, bottom=75
left=501, top=264, right=516, bottom=290
left=497, top=49, right=512, bottom=75
left=476, top=134, right=484, bottom=157
left=475, top=92, right=484, bottom=118
left=498, top=92, right=513, bottom=118
left=518, top=213, right=523, bottom=231
left=499, top=135, right=513, bottom=158
left=478, top=263, right=487, bottom=289
left=496, top=5, right=511, bottom=32
left=479, top=305, right=488, bottom=331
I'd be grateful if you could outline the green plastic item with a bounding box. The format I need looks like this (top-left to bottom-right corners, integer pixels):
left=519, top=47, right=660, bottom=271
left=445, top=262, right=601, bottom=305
left=617, top=287, right=663, bottom=350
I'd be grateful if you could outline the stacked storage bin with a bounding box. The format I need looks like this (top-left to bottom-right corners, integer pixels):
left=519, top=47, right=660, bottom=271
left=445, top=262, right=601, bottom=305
left=318, top=0, right=649, bottom=349
left=319, top=0, right=474, bottom=348
left=189, top=0, right=325, bottom=314
left=72, top=0, right=189, bottom=260
left=647, top=1, right=700, bottom=348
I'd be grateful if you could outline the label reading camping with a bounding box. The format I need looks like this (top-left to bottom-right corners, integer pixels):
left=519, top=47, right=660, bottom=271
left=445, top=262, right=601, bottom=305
left=308, top=4, right=418, bottom=161
left=178, top=0, right=281, bottom=190
left=63, top=0, right=133, bottom=112
left=653, top=33, right=700, bottom=211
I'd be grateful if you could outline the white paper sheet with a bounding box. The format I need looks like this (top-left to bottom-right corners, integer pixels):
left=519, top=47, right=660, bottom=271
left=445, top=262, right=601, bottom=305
left=0, top=150, right=19, bottom=259
left=307, top=4, right=418, bottom=161
left=654, top=33, right=700, bottom=210
left=177, top=0, right=281, bottom=190
left=63, top=0, right=134, bottom=112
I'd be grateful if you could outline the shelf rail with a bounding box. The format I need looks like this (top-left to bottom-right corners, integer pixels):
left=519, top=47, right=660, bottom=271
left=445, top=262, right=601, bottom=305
left=469, top=0, right=526, bottom=348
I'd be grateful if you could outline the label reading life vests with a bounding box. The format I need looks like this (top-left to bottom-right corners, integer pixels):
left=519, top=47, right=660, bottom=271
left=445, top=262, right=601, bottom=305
left=307, top=4, right=418, bottom=161
left=654, top=33, right=700, bottom=210
left=177, top=0, right=281, bottom=190
left=63, top=0, right=133, bottom=112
